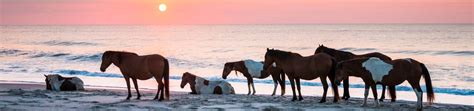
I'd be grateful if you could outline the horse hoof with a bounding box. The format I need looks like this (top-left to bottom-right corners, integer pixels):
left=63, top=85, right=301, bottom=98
left=136, top=97, right=141, bottom=100
left=379, top=99, right=384, bottom=102
left=126, top=97, right=131, bottom=100
left=333, top=99, right=338, bottom=103
left=291, top=98, right=297, bottom=101
left=391, top=100, right=396, bottom=102
left=319, top=100, right=326, bottom=103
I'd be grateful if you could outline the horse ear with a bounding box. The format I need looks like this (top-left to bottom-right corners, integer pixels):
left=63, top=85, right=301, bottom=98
left=267, top=48, right=269, bottom=51
left=44, top=74, right=47, bottom=78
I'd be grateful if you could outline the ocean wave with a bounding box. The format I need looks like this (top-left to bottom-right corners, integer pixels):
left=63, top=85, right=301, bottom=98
left=0, top=48, right=102, bottom=62
left=51, top=69, right=123, bottom=78
left=50, top=69, right=474, bottom=96
left=0, top=49, right=29, bottom=56
left=338, top=47, right=378, bottom=52
left=38, top=40, right=97, bottom=46
left=167, top=57, right=221, bottom=69
left=387, top=50, right=474, bottom=56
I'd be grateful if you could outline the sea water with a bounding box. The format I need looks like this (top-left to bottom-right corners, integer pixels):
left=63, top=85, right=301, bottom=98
left=1, top=24, right=473, bottom=98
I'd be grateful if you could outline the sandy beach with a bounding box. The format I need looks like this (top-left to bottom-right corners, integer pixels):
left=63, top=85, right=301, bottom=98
left=0, top=82, right=472, bottom=111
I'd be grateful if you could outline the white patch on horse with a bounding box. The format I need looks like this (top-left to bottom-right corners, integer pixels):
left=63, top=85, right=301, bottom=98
left=362, top=57, right=393, bottom=82
left=194, top=77, right=234, bottom=94
left=243, top=60, right=264, bottom=78
left=403, top=58, right=412, bottom=63
left=47, top=75, right=65, bottom=91
left=414, top=89, right=423, bottom=108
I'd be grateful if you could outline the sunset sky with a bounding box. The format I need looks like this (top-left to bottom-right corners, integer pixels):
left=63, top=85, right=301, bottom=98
left=0, top=0, right=472, bottom=25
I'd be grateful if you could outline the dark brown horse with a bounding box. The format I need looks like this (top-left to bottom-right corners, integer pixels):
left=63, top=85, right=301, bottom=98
left=263, top=48, right=339, bottom=102
left=334, top=57, right=434, bottom=110
left=182, top=72, right=235, bottom=94
left=222, top=59, right=285, bottom=96
left=100, top=51, right=170, bottom=101
left=315, top=44, right=396, bottom=102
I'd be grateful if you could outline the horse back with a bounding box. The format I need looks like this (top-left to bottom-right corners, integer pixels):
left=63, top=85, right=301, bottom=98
left=360, top=52, right=392, bottom=61
left=383, top=59, right=422, bottom=85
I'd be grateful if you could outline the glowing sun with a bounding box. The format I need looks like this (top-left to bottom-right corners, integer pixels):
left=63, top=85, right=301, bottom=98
left=159, top=3, right=167, bottom=12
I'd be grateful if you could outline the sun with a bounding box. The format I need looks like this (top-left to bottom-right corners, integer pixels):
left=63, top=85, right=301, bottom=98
left=159, top=3, right=167, bottom=12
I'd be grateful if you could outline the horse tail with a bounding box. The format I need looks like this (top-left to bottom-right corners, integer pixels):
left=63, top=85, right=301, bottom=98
left=329, top=58, right=340, bottom=101
left=420, top=63, right=434, bottom=104
left=388, top=85, right=396, bottom=102
left=163, top=58, right=170, bottom=100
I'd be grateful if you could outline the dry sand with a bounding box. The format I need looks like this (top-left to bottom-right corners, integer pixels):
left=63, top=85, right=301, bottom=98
left=0, top=83, right=472, bottom=111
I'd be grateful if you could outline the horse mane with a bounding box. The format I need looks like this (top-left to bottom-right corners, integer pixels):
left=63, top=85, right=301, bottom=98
left=104, top=51, right=139, bottom=56
left=269, top=49, right=302, bottom=60
left=320, top=46, right=355, bottom=57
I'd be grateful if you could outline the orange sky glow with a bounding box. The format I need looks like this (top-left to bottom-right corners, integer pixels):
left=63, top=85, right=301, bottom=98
left=0, top=0, right=472, bottom=25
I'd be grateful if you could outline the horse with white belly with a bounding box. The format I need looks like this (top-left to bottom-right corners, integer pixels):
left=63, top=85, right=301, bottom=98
left=181, top=72, right=235, bottom=94
left=222, top=60, right=285, bottom=96
left=44, top=74, right=84, bottom=91
left=334, top=57, right=434, bottom=110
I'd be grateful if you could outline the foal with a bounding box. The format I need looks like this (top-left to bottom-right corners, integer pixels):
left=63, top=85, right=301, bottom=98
left=181, top=72, right=235, bottom=94
left=334, top=57, right=434, bottom=110
left=222, top=59, right=285, bottom=96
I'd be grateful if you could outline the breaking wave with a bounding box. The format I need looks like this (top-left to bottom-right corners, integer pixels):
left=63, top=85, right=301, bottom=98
left=37, top=40, right=98, bottom=46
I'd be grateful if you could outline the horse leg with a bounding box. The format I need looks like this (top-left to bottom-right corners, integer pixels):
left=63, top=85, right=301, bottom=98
left=159, top=82, right=165, bottom=101
left=246, top=77, right=252, bottom=95
left=295, top=78, right=303, bottom=101
left=342, top=78, right=350, bottom=100
left=288, top=76, right=297, bottom=101
left=362, top=84, right=369, bottom=107
left=250, top=78, right=256, bottom=95
left=271, top=74, right=279, bottom=96
left=408, top=80, right=423, bottom=110
left=153, top=76, right=164, bottom=100
left=379, top=84, right=386, bottom=102
left=280, top=72, right=286, bottom=96
left=131, top=78, right=141, bottom=100
left=319, top=76, right=328, bottom=103
left=124, top=77, right=132, bottom=100
left=371, top=84, right=379, bottom=107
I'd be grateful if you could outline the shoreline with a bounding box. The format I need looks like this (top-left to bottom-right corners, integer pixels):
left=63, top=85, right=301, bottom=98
left=0, top=82, right=473, bottom=110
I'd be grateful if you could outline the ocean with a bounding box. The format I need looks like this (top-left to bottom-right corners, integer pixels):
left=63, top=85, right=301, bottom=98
left=0, top=24, right=473, bottom=97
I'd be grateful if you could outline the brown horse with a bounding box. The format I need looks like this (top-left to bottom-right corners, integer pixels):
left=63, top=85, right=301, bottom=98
left=263, top=48, right=339, bottom=102
left=315, top=44, right=396, bottom=102
left=100, top=51, right=170, bottom=101
left=334, top=57, right=434, bottom=110
left=222, top=59, right=285, bottom=96
left=181, top=72, right=235, bottom=94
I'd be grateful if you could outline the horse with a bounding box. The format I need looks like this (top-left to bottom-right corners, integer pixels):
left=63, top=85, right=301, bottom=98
left=181, top=72, right=235, bottom=94
left=222, top=59, right=285, bottom=96
left=263, top=48, right=339, bottom=102
left=334, top=57, right=434, bottom=110
left=44, top=74, right=84, bottom=91
left=315, top=44, right=396, bottom=102
left=100, top=51, right=170, bottom=101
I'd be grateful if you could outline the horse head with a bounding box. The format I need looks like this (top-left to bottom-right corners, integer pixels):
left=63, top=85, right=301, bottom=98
left=222, top=62, right=238, bottom=79
left=44, top=74, right=65, bottom=91
left=100, top=51, right=121, bottom=72
left=263, top=48, right=277, bottom=72
left=315, top=44, right=327, bottom=54
left=181, top=72, right=195, bottom=88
